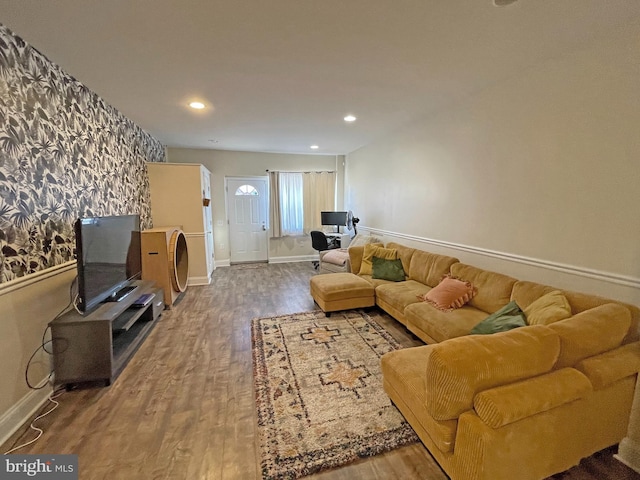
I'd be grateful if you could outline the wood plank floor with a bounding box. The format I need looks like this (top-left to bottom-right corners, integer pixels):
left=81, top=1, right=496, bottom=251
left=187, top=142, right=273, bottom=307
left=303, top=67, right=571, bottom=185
left=2, top=262, right=639, bottom=479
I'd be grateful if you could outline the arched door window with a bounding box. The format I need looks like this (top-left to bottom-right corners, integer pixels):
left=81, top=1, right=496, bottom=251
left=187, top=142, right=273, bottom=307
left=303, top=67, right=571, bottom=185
left=235, top=185, right=259, bottom=196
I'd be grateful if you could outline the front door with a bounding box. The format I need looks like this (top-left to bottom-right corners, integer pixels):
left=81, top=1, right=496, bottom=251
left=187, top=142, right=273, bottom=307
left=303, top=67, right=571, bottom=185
left=226, top=177, right=269, bottom=263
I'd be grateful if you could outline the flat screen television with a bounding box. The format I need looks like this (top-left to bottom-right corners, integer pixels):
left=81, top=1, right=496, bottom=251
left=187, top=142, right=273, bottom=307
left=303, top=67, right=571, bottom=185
left=74, top=214, right=142, bottom=314
left=321, top=211, right=348, bottom=233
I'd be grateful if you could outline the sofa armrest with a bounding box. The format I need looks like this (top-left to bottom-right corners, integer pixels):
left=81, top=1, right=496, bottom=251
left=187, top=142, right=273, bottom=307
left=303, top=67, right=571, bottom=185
left=425, top=326, right=560, bottom=421
left=473, top=368, right=592, bottom=428
left=575, top=341, right=640, bottom=390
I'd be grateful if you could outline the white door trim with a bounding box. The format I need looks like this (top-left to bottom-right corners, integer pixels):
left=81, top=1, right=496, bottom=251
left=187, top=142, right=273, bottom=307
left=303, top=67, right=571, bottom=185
left=225, top=176, right=269, bottom=264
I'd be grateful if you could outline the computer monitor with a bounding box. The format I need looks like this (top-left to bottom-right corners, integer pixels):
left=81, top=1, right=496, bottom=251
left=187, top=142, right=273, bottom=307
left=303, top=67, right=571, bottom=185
left=321, top=211, right=347, bottom=233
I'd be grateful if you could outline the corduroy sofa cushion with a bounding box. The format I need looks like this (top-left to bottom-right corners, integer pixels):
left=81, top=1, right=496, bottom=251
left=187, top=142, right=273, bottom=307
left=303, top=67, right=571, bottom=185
left=386, top=242, right=417, bottom=277
left=381, top=345, right=458, bottom=453
left=309, top=272, right=375, bottom=301
left=575, top=342, right=640, bottom=390
left=405, top=301, right=487, bottom=343
left=450, top=263, right=517, bottom=314
left=407, top=249, right=459, bottom=288
left=548, top=303, right=631, bottom=369
left=375, top=280, right=428, bottom=314
left=473, top=368, right=592, bottom=428
left=425, top=325, right=560, bottom=421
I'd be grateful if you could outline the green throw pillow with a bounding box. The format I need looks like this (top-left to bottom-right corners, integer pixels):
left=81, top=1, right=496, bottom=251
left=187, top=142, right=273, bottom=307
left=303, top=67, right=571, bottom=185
left=372, top=256, right=406, bottom=282
left=470, top=300, right=527, bottom=335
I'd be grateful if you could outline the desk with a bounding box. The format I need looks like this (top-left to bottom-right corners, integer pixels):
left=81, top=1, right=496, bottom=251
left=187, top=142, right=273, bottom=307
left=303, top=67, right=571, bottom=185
left=326, top=233, right=351, bottom=248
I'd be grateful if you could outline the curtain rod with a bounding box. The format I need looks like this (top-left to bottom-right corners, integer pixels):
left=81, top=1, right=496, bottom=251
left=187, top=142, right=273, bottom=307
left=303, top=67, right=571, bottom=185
left=266, top=169, right=335, bottom=173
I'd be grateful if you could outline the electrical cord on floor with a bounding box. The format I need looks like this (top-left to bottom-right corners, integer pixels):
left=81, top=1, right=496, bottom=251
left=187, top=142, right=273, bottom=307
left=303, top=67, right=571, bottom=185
left=4, top=276, right=78, bottom=454
left=3, top=389, right=64, bottom=455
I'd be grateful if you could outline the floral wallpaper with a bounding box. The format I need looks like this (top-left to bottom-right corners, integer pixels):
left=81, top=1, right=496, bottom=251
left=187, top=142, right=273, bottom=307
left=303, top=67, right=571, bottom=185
left=0, top=24, right=165, bottom=284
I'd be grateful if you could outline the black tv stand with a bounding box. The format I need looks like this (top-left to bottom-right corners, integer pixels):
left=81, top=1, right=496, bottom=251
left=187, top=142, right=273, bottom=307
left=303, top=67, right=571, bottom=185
left=50, top=280, right=164, bottom=388
left=105, top=285, right=137, bottom=302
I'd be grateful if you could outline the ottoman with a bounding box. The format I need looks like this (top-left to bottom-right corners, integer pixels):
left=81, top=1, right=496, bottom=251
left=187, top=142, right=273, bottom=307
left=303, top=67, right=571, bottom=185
left=310, top=272, right=375, bottom=315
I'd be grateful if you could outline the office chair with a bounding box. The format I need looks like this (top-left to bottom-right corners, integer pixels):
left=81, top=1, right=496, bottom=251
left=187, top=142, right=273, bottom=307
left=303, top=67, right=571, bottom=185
left=310, top=230, right=337, bottom=270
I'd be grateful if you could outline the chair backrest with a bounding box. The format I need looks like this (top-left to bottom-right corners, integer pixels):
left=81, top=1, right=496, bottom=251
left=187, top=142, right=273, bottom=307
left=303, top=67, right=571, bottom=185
left=310, top=231, right=329, bottom=251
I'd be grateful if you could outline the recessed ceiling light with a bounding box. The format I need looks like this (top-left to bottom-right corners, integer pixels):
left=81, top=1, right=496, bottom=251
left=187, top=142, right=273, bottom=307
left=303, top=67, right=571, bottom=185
left=310, top=145, right=319, bottom=150
left=344, top=115, right=356, bottom=122
left=493, top=0, right=518, bottom=5
left=189, top=102, right=205, bottom=109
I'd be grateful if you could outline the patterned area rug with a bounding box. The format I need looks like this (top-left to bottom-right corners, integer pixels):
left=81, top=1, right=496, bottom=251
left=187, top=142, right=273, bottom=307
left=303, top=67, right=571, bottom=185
left=251, top=309, right=419, bottom=480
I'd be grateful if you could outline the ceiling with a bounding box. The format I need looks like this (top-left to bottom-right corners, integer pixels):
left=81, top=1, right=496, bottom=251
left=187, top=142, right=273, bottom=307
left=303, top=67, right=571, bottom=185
left=2, top=0, right=639, bottom=155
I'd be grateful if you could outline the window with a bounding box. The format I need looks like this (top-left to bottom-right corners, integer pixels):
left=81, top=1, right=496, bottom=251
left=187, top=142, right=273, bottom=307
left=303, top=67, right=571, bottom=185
left=269, top=171, right=337, bottom=238
left=278, top=172, right=303, bottom=235
left=235, top=185, right=258, bottom=195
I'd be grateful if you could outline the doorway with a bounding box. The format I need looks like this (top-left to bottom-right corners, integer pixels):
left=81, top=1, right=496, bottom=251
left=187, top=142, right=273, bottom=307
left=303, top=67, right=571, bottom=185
left=225, top=176, right=269, bottom=264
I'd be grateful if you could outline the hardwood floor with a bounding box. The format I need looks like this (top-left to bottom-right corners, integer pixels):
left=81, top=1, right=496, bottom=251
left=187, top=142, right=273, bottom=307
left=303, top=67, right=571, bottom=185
left=2, top=263, right=639, bottom=479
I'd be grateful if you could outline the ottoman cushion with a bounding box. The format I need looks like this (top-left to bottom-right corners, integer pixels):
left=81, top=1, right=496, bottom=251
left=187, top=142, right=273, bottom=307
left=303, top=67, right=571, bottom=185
left=310, top=273, right=375, bottom=313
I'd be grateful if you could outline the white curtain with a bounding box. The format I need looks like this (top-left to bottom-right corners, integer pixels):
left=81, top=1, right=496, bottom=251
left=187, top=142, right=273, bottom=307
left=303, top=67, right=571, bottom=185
left=268, top=170, right=336, bottom=237
left=278, top=172, right=304, bottom=236
left=303, top=171, right=336, bottom=234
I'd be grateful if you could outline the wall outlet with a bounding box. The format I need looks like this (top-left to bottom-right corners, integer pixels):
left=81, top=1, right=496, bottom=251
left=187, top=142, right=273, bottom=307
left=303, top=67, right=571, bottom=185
left=219, top=243, right=225, bottom=250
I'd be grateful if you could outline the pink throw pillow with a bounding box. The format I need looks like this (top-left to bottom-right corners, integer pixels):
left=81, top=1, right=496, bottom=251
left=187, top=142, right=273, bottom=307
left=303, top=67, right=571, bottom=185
left=421, top=275, right=477, bottom=312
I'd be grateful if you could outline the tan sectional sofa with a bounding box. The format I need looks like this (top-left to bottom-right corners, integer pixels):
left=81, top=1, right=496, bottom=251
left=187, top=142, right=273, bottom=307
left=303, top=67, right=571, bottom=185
left=317, top=240, right=640, bottom=480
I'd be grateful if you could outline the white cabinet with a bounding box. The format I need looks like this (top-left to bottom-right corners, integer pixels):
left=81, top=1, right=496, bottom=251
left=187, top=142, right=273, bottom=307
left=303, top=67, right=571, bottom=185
left=146, top=162, right=215, bottom=285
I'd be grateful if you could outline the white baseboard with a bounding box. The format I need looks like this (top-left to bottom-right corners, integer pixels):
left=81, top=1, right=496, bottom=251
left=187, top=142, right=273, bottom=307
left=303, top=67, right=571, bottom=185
left=187, top=275, right=212, bottom=286
left=213, top=256, right=315, bottom=267
left=269, top=255, right=317, bottom=264
left=0, top=385, right=52, bottom=448
left=615, top=438, right=640, bottom=473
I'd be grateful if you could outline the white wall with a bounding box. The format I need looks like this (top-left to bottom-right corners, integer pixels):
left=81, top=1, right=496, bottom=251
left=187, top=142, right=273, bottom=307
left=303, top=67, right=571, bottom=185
left=346, top=23, right=640, bottom=305
left=0, top=266, right=76, bottom=445
left=166, top=148, right=341, bottom=264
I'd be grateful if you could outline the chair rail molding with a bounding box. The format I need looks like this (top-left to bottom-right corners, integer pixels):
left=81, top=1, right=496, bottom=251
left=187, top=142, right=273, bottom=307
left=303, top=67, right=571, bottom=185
left=0, top=261, right=76, bottom=298
left=360, top=227, right=640, bottom=290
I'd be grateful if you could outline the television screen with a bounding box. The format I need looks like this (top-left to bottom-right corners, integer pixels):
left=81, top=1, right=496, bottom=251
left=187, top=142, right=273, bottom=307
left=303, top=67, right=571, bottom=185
left=75, top=215, right=142, bottom=313
left=320, top=211, right=348, bottom=227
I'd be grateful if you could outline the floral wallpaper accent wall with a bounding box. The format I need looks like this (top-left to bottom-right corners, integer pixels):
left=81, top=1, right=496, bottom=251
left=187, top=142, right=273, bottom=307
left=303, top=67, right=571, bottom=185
left=0, top=24, right=165, bottom=284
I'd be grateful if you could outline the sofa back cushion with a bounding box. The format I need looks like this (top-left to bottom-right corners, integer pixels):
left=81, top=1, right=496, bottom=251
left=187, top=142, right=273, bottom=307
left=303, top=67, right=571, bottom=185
left=548, top=303, right=631, bottom=368
left=450, top=263, right=517, bottom=313
left=407, top=249, right=459, bottom=287
left=512, top=280, right=640, bottom=343
left=575, top=342, right=640, bottom=390
left=561, top=290, right=640, bottom=344
left=386, top=242, right=416, bottom=276
left=425, top=325, right=560, bottom=421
